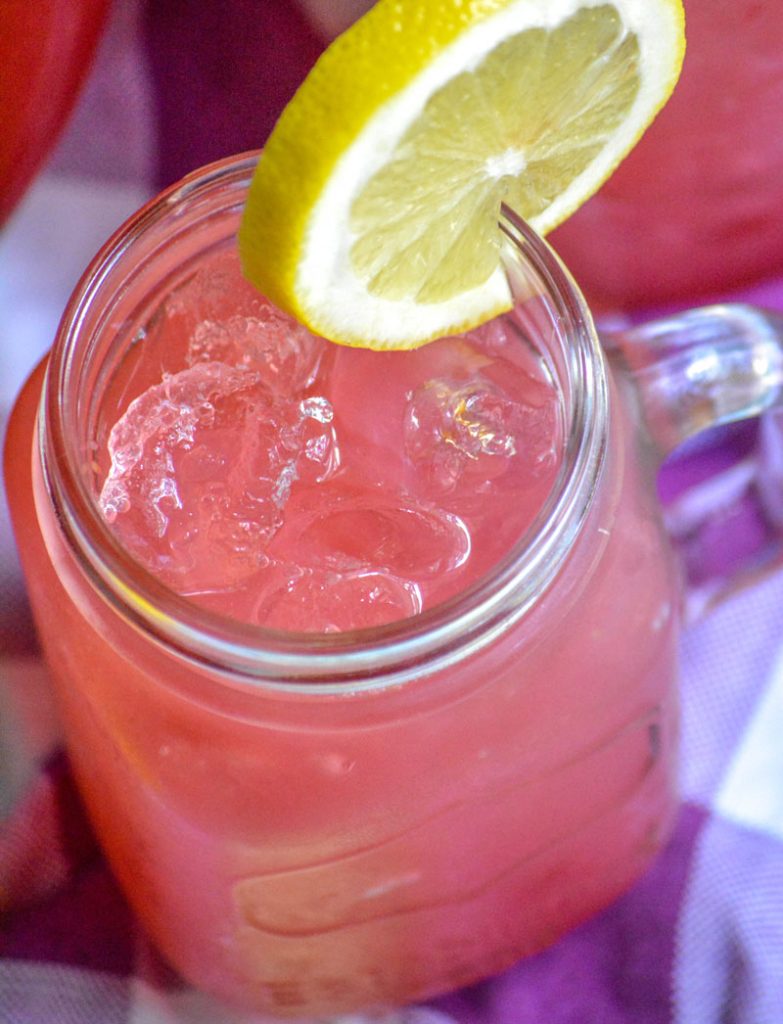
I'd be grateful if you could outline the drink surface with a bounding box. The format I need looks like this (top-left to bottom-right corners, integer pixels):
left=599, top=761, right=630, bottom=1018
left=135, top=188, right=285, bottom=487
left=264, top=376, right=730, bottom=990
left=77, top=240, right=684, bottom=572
left=95, top=249, right=563, bottom=631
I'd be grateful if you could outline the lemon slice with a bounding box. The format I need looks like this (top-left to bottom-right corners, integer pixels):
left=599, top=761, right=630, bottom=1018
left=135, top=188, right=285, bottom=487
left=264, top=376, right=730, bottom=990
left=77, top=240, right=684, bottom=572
left=239, top=0, right=684, bottom=349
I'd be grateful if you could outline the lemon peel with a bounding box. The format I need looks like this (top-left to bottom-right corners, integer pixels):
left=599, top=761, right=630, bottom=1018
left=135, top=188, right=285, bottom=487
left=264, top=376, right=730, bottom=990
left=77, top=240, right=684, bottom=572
left=239, top=0, right=685, bottom=349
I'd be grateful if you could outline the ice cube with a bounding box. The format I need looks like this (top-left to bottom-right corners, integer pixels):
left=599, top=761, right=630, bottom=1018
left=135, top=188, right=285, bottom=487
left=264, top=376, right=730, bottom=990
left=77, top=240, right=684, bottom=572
left=98, top=361, right=340, bottom=592
left=275, top=494, right=471, bottom=580
left=99, top=360, right=259, bottom=530
left=404, top=368, right=558, bottom=499
left=163, top=250, right=278, bottom=335
left=187, top=305, right=327, bottom=395
left=249, top=564, right=423, bottom=633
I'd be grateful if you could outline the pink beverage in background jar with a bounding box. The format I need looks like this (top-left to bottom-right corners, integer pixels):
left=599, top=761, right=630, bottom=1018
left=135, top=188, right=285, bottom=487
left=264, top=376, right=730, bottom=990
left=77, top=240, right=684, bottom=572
left=550, top=0, right=783, bottom=309
left=5, top=156, right=683, bottom=1015
left=0, top=0, right=109, bottom=226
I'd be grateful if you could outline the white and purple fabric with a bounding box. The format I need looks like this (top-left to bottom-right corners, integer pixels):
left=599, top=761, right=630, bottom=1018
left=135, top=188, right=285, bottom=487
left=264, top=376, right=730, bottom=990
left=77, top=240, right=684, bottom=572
left=1, top=2, right=782, bottom=1021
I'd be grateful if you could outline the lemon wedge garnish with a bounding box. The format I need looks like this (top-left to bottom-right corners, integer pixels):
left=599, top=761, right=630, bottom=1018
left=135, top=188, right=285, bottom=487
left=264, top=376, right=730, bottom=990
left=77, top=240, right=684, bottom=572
left=239, top=0, right=685, bottom=349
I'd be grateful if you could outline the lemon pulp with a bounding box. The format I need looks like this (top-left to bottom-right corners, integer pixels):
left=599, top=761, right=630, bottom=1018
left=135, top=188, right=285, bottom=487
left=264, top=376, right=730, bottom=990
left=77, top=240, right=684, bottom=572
left=239, top=0, right=685, bottom=349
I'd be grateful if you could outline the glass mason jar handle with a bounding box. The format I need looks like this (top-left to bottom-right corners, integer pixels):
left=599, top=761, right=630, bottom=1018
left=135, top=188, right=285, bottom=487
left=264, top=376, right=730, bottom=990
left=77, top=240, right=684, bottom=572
left=603, top=304, right=783, bottom=617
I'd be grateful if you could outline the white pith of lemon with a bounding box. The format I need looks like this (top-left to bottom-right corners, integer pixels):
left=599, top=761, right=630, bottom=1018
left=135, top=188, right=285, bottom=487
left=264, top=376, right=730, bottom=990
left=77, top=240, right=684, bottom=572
left=239, top=0, right=685, bottom=350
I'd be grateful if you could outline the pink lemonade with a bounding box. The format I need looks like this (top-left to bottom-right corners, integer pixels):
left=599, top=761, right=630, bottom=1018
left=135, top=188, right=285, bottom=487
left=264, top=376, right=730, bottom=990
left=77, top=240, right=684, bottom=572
left=0, top=0, right=109, bottom=225
left=550, top=0, right=783, bottom=309
left=94, top=249, right=563, bottom=631
left=5, top=158, right=681, bottom=1016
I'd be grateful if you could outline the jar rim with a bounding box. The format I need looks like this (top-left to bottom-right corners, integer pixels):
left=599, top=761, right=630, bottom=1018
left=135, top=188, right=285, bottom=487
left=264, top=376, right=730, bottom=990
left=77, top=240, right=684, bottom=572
left=41, top=151, right=608, bottom=694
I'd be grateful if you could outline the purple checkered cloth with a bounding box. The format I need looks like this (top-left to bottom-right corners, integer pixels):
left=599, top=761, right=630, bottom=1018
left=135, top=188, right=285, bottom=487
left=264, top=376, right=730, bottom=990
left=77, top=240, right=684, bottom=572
left=2, top=2, right=783, bottom=1021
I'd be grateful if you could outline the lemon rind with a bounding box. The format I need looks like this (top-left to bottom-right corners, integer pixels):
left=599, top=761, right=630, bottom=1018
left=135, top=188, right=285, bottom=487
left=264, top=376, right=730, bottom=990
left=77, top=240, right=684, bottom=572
left=239, top=0, right=685, bottom=349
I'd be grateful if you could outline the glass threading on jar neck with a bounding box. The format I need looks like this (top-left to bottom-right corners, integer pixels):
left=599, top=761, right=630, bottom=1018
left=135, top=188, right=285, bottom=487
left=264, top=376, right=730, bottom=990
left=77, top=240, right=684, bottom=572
left=39, top=153, right=608, bottom=695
